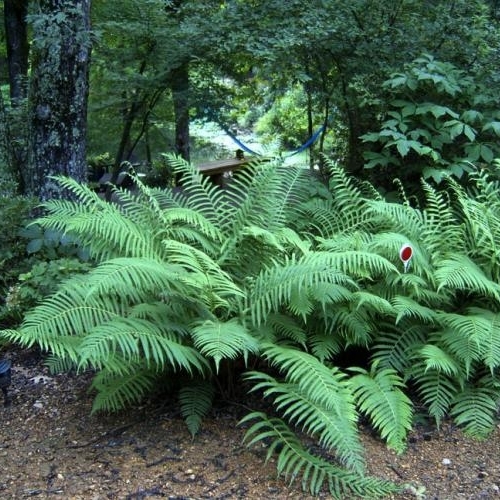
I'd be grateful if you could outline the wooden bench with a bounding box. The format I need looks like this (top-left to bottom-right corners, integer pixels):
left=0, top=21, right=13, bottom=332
left=196, top=155, right=251, bottom=186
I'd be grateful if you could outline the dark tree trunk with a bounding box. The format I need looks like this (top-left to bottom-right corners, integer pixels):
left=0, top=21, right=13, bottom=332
left=27, top=0, right=92, bottom=200
left=4, top=0, right=29, bottom=104
left=171, top=62, right=190, bottom=162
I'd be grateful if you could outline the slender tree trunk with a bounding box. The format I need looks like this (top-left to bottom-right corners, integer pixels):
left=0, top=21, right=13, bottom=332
left=171, top=62, right=190, bottom=162
left=27, top=0, right=92, bottom=200
left=3, top=0, right=29, bottom=191
left=4, top=0, right=29, bottom=104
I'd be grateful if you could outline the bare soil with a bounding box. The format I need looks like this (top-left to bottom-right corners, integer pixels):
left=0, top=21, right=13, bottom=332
left=1, top=347, right=500, bottom=500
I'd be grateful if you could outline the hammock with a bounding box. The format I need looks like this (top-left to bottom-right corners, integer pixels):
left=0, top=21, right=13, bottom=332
left=222, top=123, right=325, bottom=157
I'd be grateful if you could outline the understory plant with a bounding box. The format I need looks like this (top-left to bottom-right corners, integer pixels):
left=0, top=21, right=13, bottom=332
left=3, top=154, right=500, bottom=497
left=361, top=54, right=500, bottom=193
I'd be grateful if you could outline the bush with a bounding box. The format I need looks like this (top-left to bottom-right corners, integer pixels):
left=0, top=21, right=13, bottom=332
left=6, top=157, right=500, bottom=496
left=361, top=54, right=500, bottom=195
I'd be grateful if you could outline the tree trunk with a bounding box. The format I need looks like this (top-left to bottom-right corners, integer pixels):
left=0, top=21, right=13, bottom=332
left=171, top=62, right=190, bottom=162
left=26, top=0, right=91, bottom=200
left=4, top=0, right=29, bottom=104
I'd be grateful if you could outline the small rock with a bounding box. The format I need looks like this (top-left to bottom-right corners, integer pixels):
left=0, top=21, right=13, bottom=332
left=442, top=458, right=452, bottom=466
left=33, top=401, right=43, bottom=409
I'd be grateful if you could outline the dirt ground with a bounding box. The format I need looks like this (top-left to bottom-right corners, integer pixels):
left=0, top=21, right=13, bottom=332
left=1, top=347, right=500, bottom=500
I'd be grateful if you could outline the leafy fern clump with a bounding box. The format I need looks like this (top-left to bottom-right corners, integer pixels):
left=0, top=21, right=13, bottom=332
left=5, top=155, right=500, bottom=495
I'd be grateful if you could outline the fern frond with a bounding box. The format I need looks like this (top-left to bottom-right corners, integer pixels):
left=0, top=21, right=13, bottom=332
left=191, top=318, right=260, bottom=372
left=39, top=181, right=163, bottom=261
left=245, top=372, right=364, bottom=473
left=419, top=179, right=463, bottom=259
left=435, top=254, right=500, bottom=301
left=90, top=362, right=157, bottom=413
left=248, top=252, right=357, bottom=326
left=256, top=343, right=363, bottom=471
left=240, top=412, right=398, bottom=499
left=83, top=257, right=187, bottom=302
left=437, top=310, right=495, bottom=376
left=163, top=153, right=229, bottom=226
left=349, top=364, right=413, bottom=453
left=410, top=362, right=459, bottom=426
left=392, top=295, right=438, bottom=324
left=78, top=317, right=207, bottom=374
left=366, top=199, right=425, bottom=239
left=450, top=385, right=498, bottom=438
left=311, top=248, right=398, bottom=279
left=372, top=324, right=428, bottom=373
left=179, top=379, right=215, bottom=437
left=266, top=313, right=307, bottom=345
left=468, top=308, right=500, bottom=372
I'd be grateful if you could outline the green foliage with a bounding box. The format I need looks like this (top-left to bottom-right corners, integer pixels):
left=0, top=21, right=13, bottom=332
left=362, top=54, right=500, bottom=192
left=241, top=412, right=398, bottom=499
left=254, top=85, right=311, bottom=148
left=7, top=154, right=500, bottom=494
left=349, top=363, right=413, bottom=454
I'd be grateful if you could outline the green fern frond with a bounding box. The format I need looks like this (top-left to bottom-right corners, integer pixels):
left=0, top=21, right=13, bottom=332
left=90, top=362, right=157, bottom=413
left=179, top=379, right=215, bottom=437
left=325, top=308, right=374, bottom=347
left=437, top=310, right=495, bottom=375
left=191, top=318, right=260, bottom=372
left=256, top=344, right=363, bottom=470
left=39, top=181, right=163, bottom=261
left=410, top=362, right=459, bottom=426
left=163, top=154, right=228, bottom=225
left=349, top=364, right=413, bottom=453
left=435, top=254, right=500, bottom=301
left=308, top=332, right=342, bottom=362
left=372, top=324, right=428, bottom=373
left=240, top=412, right=398, bottom=499
left=248, top=252, right=357, bottom=326
left=225, top=160, right=309, bottom=236
left=245, top=372, right=364, bottom=473
left=468, top=308, right=500, bottom=372
left=366, top=199, right=425, bottom=239
left=392, top=296, right=438, bottom=324
left=266, top=313, right=307, bottom=345
left=83, top=257, right=187, bottom=302
left=450, top=386, right=498, bottom=438
left=351, top=291, right=395, bottom=317
left=420, top=179, right=463, bottom=258
left=418, top=344, right=461, bottom=376
left=78, top=317, right=207, bottom=374
left=311, top=248, right=398, bottom=279
left=19, top=280, right=127, bottom=352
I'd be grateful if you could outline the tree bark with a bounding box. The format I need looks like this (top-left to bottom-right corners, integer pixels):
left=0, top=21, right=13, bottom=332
left=171, top=62, right=190, bottom=162
left=27, top=0, right=92, bottom=200
left=4, top=0, right=29, bottom=104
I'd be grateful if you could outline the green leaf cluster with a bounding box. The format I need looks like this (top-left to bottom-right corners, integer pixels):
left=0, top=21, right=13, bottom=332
left=362, top=54, right=500, bottom=190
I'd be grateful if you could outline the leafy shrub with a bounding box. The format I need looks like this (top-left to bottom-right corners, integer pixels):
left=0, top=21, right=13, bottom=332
left=361, top=54, right=500, bottom=194
left=0, top=196, right=37, bottom=289
left=4, top=258, right=92, bottom=324
left=255, top=85, right=312, bottom=149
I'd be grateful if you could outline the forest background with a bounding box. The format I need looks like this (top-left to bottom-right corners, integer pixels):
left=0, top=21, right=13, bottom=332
left=2, top=1, right=500, bottom=498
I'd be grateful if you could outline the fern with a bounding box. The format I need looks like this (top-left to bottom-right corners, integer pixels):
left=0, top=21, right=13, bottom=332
left=191, top=318, right=260, bottom=372
left=90, top=361, right=158, bottom=413
left=241, top=412, right=399, bottom=498
left=410, top=362, right=459, bottom=426
left=250, top=344, right=364, bottom=472
left=349, top=364, right=413, bottom=453
left=450, top=385, right=499, bottom=438
left=436, top=254, right=500, bottom=302
left=179, top=379, right=215, bottom=437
